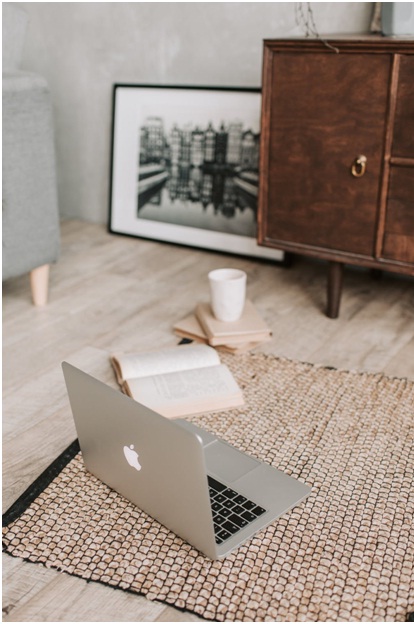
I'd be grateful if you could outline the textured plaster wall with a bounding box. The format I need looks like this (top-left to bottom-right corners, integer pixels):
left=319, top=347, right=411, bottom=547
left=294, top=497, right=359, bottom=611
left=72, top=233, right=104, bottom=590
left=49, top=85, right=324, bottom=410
left=16, top=2, right=373, bottom=224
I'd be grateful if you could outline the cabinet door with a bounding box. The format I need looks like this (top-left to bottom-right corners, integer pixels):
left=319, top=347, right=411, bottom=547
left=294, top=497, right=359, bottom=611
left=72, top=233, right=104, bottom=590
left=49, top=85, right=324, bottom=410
left=260, top=51, right=391, bottom=257
left=381, top=55, right=414, bottom=265
left=392, top=55, right=414, bottom=158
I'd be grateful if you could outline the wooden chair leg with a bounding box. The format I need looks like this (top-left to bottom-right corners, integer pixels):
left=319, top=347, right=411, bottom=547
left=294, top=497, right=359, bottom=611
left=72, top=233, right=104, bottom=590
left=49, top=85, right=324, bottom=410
left=30, top=264, right=50, bottom=306
left=326, top=261, right=344, bottom=319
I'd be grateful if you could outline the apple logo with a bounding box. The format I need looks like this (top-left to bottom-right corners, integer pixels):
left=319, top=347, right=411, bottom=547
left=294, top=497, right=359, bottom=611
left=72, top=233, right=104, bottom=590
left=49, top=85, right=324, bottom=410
left=123, top=444, right=142, bottom=471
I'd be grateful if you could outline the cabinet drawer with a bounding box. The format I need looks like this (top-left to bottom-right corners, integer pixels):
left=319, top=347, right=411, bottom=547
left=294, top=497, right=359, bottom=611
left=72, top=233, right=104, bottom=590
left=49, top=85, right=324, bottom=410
left=381, top=166, right=414, bottom=264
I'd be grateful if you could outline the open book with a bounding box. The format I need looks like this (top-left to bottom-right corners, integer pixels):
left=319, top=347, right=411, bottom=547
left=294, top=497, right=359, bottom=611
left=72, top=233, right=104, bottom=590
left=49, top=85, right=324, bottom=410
left=110, top=343, right=244, bottom=418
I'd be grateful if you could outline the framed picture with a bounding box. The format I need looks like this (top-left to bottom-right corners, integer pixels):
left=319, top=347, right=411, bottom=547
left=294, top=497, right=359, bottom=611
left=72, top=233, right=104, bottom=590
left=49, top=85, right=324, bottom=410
left=109, top=84, right=283, bottom=261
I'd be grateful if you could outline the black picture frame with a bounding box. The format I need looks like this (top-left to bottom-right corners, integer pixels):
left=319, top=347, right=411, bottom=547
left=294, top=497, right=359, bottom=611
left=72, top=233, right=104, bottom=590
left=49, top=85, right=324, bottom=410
left=109, top=84, right=283, bottom=261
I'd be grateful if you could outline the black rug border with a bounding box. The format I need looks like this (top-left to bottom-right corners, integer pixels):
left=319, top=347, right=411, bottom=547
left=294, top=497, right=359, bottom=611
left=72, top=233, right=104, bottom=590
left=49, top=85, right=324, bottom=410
left=2, top=439, right=80, bottom=528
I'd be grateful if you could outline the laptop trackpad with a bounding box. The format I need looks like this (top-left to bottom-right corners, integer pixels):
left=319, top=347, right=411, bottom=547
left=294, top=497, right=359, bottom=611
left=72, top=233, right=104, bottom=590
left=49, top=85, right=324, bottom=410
left=204, top=440, right=260, bottom=483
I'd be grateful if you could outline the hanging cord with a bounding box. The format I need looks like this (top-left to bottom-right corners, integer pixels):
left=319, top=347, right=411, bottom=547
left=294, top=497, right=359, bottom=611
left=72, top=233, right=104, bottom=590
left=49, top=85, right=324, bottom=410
left=295, top=2, right=340, bottom=53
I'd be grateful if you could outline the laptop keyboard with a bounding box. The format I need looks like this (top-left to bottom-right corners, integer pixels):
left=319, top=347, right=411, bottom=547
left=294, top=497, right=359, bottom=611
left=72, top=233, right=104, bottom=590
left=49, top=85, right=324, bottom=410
left=208, top=476, right=267, bottom=545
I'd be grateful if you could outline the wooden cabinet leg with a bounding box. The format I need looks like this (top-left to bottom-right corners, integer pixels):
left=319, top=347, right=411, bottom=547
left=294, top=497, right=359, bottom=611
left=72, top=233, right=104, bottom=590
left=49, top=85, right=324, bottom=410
left=370, top=268, right=383, bottom=280
left=326, top=261, right=344, bottom=319
left=283, top=252, right=295, bottom=268
left=30, top=264, right=50, bottom=306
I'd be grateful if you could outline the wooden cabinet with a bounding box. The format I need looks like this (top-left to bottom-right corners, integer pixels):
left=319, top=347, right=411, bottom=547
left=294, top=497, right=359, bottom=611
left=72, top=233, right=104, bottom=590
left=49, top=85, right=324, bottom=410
left=258, top=38, right=414, bottom=317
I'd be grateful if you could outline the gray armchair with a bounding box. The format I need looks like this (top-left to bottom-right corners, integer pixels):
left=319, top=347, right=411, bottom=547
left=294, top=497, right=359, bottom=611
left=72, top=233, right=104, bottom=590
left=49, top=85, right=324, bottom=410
left=2, top=3, right=60, bottom=305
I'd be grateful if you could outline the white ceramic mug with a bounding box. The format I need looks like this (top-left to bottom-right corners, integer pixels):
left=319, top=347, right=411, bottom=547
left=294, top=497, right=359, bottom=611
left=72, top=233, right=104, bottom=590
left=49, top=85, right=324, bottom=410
left=208, top=268, right=247, bottom=322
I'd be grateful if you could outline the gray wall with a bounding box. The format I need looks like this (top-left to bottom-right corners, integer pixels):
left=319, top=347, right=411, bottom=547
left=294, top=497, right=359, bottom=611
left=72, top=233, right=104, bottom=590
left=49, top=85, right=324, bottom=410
left=17, top=2, right=373, bottom=224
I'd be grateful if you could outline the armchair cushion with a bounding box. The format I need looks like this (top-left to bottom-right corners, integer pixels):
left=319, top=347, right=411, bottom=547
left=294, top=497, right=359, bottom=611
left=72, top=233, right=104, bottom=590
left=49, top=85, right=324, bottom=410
left=2, top=70, right=60, bottom=280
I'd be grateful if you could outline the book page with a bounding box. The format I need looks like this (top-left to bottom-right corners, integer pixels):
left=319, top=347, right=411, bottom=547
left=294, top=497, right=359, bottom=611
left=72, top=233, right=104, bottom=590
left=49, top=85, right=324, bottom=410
left=111, top=343, right=220, bottom=382
left=124, top=364, right=244, bottom=417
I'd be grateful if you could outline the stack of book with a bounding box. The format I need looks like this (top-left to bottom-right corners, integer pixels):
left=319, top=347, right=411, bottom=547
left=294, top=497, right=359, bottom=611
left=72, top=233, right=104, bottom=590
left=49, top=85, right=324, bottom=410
left=173, top=300, right=272, bottom=354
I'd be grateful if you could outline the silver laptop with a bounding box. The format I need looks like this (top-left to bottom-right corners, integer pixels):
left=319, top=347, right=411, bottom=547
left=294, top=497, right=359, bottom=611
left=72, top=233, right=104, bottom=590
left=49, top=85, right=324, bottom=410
left=62, top=361, right=311, bottom=560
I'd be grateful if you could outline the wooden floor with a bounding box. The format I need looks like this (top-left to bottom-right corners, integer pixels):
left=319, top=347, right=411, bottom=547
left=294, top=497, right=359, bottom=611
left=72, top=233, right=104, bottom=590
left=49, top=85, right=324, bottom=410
left=3, top=220, right=414, bottom=622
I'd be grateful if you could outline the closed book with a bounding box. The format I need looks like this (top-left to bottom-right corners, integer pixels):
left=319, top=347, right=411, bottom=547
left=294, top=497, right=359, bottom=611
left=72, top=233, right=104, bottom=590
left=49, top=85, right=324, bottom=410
left=195, top=300, right=271, bottom=346
left=173, top=313, right=262, bottom=353
left=173, top=313, right=209, bottom=344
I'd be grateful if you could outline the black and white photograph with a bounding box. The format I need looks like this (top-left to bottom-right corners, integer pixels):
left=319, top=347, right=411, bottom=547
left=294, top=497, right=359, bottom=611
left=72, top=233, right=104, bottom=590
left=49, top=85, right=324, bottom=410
left=109, top=84, right=283, bottom=260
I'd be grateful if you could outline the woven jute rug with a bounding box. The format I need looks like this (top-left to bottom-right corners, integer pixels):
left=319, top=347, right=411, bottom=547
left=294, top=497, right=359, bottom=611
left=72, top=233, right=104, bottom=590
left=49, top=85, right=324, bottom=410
left=3, top=353, right=414, bottom=622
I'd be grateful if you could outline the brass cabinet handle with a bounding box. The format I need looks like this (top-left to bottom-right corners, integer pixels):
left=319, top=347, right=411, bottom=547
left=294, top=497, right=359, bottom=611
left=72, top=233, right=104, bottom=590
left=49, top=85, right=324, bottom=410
left=351, top=155, right=367, bottom=177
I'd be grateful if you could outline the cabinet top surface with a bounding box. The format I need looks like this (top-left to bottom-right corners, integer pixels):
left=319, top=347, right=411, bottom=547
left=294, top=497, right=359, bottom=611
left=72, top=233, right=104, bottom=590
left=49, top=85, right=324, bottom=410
left=264, top=36, right=414, bottom=52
